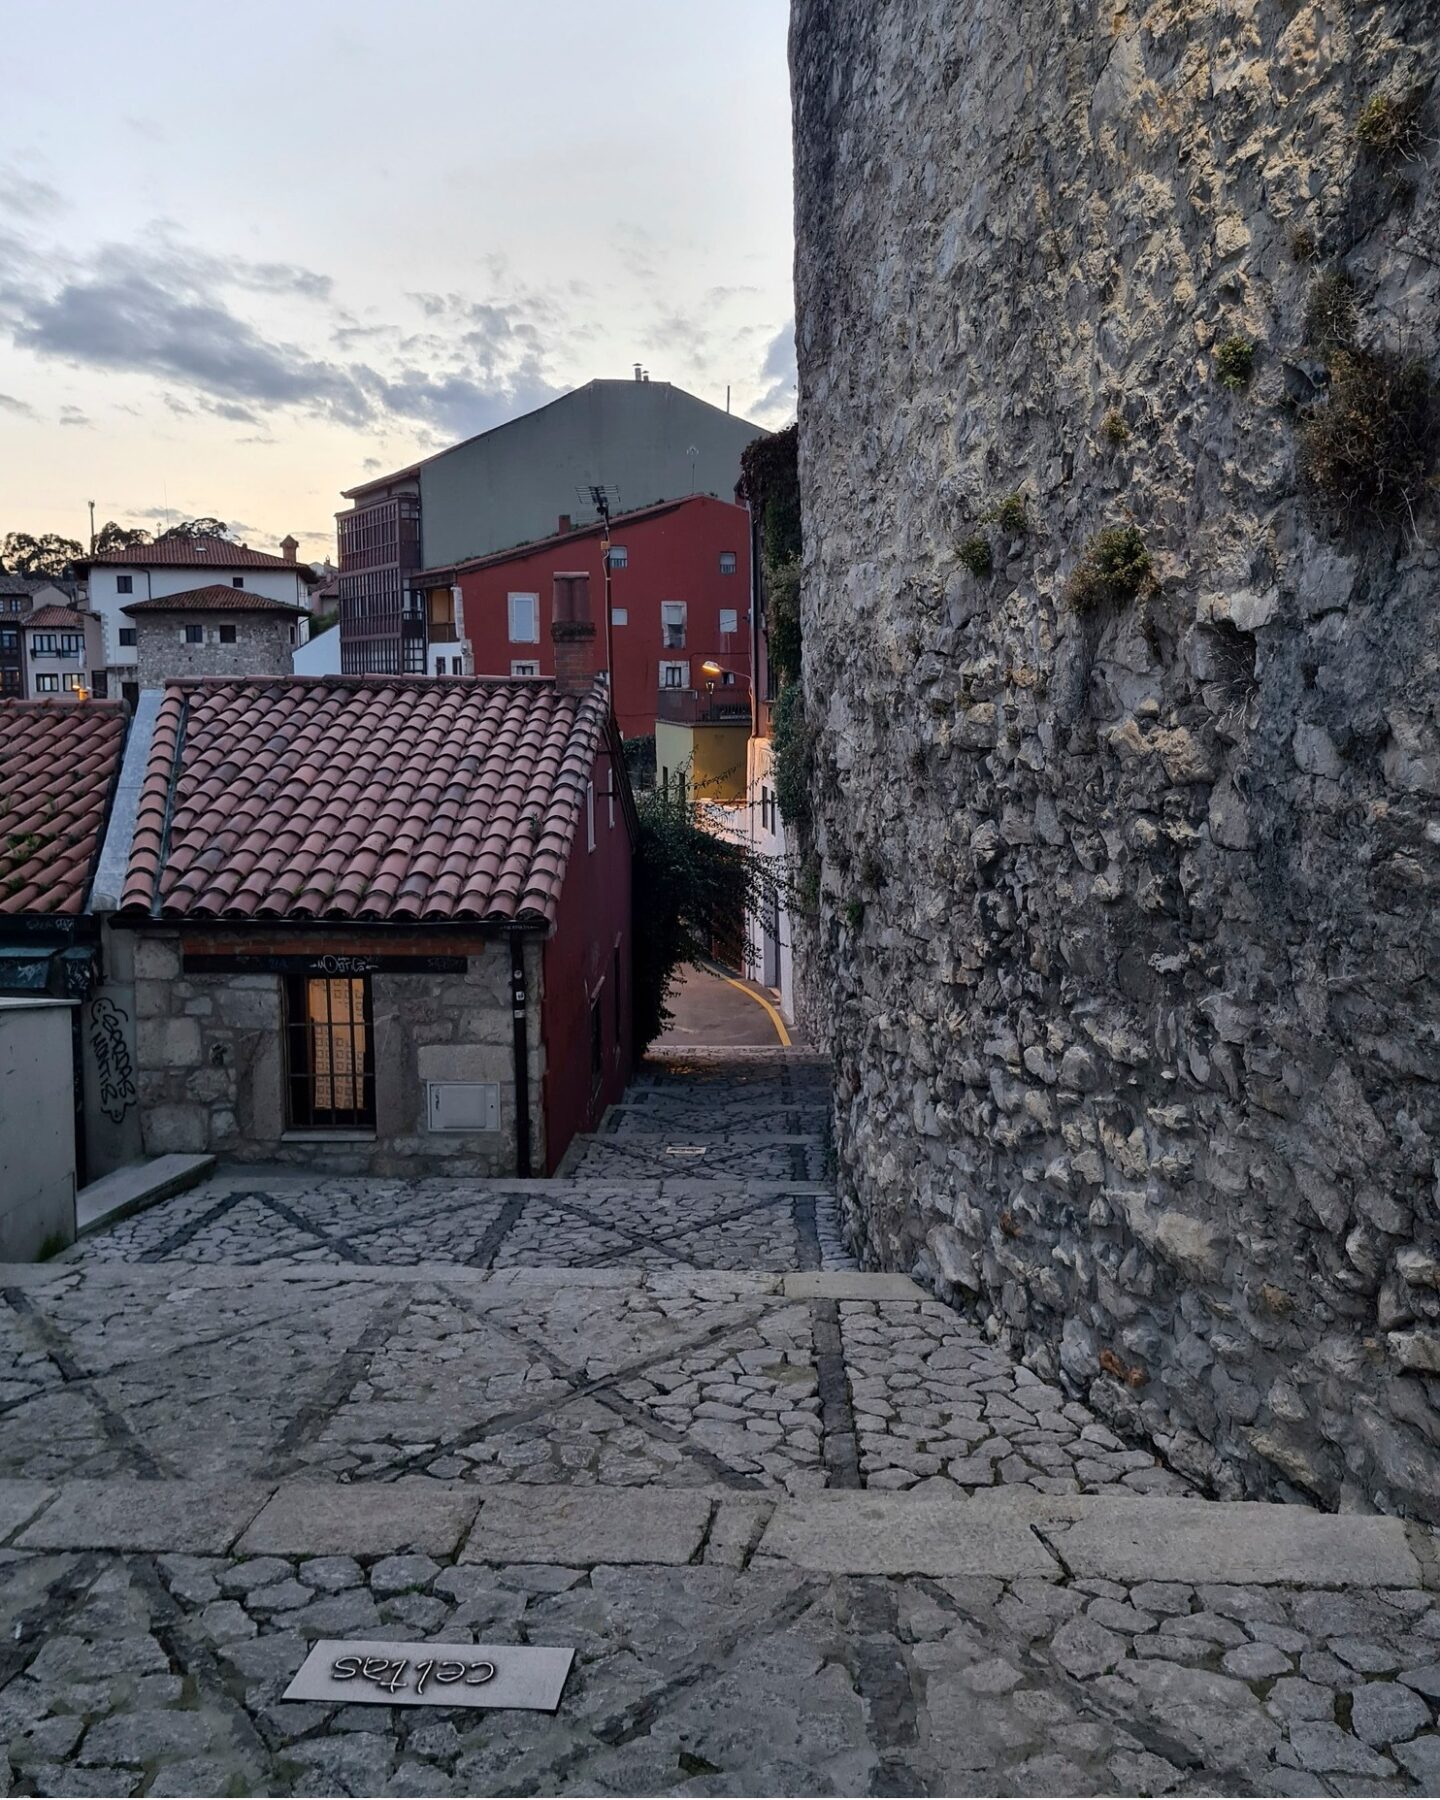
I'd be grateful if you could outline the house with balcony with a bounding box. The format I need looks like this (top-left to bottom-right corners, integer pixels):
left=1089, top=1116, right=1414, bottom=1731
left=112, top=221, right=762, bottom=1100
left=21, top=606, right=106, bottom=701
left=416, top=493, right=750, bottom=740
left=77, top=535, right=318, bottom=708
left=335, top=375, right=763, bottom=684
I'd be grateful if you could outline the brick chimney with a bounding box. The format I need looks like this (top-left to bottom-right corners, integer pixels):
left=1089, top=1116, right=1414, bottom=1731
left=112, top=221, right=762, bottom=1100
left=557, top=513, right=572, bottom=534
left=551, top=571, right=595, bottom=696
left=280, top=534, right=298, bottom=563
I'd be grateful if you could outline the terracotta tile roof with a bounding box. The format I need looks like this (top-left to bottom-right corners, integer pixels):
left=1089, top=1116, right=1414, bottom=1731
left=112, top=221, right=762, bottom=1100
left=84, top=536, right=319, bottom=580
left=24, top=605, right=92, bottom=630
left=121, top=584, right=306, bottom=616
left=120, top=675, right=619, bottom=926
left=0, top=702, right=127, bottom=915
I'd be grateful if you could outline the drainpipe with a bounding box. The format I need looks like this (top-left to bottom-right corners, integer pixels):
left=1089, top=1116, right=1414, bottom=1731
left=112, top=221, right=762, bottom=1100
left=509, top=933, right=532, bottom=1177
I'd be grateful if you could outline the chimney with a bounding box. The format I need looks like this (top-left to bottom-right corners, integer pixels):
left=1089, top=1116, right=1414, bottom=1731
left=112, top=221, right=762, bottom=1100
left=557, top=513, right=572, bottom=534
left=551, top=571, right=595, bottom=696
left=280, top=534, right=298, bottom=564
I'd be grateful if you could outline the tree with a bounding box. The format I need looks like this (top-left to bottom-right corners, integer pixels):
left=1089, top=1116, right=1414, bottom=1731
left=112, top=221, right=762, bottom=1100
left=92, top=521, right=152, bottom=555
left=156, top=517, right=230, bottom=541
left=0, top=532, right=85, bottom=578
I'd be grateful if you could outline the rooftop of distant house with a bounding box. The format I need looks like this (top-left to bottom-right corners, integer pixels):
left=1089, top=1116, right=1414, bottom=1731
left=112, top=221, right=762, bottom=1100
left=121, top=585, right=308, bottom=617
left=0, top=702, right=128, bottom=916
left=23, top=605, right=95, bottom=631
left=119, top=674, right=628, bottom=926
left=0, top=574, right=80, bottom=602
left=82, top=535, right=319, bottom=581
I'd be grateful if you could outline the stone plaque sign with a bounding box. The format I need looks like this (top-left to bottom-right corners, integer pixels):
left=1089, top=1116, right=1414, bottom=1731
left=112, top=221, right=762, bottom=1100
left=282, top=1639, right=574, bottom=1712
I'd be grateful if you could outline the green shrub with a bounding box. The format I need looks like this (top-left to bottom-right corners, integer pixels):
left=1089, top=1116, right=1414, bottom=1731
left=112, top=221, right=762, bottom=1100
left=1100, top=408, right=1130, bottom=447
left=989, top=492, right=1028, bottom=534
left=1297, top=346, right=1437, bottom=526
left=771, top=681, right=815, bottom=829
left=1356, top=87, right=1426, bottom=163
left=1215, top=336, right=1257, bottom=390
left=958, top=535, right=993, bottom=578
left=1303, top=270, right=1357, bottom=353
left=1064, top=526, right=1153, bottom=615
left=843, top=898, right=866, bottom=931
left=766, top=555, right=802, bottom=685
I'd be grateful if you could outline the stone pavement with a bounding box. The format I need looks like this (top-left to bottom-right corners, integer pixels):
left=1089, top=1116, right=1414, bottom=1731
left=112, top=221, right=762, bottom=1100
left=0, top=1048, right=1437, bottom=1795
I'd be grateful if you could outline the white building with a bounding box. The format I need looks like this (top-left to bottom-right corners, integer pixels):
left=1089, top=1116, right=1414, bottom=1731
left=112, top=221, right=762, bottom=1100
left=742, top=736, right=796, bottom=1024
left=79, top=535, right=317, bottom=707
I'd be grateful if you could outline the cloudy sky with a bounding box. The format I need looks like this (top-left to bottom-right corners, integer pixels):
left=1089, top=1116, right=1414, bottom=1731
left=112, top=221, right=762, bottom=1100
left=0, top=1, right=795, bottom=561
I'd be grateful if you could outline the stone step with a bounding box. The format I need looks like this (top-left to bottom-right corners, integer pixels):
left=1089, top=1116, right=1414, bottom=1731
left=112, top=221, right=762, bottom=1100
left=0, top=1476, right=1428, bottom=1589
left=75, top=1152, right=217, bottom=1237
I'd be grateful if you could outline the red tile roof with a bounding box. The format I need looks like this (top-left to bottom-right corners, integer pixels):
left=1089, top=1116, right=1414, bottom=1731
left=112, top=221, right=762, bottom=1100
left=24, top=605, right=93, bottom=630
left=121, top=585, right=306, bottom=616
left=84, top=536, right=319, bottom=580
left=120, top=676, right=622, bottom=925
left=0, top=702, right=127, bottom=915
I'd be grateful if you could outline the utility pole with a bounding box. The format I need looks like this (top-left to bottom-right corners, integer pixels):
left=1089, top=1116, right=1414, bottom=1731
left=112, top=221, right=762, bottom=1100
left=587, top=484, right=615, bottom=693
left=87, top=499, right=95, bottom=553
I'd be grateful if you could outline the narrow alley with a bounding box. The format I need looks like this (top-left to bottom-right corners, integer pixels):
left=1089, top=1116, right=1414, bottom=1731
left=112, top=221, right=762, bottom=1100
left=0, top=1048, right=1436, bottom=1794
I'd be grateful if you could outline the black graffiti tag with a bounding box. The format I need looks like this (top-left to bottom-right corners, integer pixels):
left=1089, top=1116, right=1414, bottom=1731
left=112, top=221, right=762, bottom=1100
left=90, top=995, right=137, bottom=1124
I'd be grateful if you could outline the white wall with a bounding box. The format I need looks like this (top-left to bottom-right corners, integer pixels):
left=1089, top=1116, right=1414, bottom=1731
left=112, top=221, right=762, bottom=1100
left=292, top=626, right=342, bottom=676
left=0, top=998, right=77, bottom=1259
left=744, top=736, right=796, bottom=1025
left=89, top=563, right=311, bottom=674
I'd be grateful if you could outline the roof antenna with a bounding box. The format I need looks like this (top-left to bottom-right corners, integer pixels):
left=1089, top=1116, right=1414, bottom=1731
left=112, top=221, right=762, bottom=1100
left=634, top=363, right=642, bottom=382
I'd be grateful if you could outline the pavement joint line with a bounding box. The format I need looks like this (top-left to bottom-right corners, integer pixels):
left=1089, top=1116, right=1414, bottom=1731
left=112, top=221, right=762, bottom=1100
left=253, top=1188, right=375, bottom=1264
left=137, top=1187, right=251, bottom=1261
left=267, top=1286, right=413, bottom=1474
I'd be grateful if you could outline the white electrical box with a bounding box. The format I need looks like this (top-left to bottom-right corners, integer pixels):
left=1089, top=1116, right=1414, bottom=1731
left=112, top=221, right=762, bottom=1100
left=426, top=1081, right=500, bottom=1133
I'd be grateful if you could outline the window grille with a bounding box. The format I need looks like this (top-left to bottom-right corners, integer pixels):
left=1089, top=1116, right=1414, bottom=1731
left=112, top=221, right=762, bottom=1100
left=283, top=976, right=375, bottom=1129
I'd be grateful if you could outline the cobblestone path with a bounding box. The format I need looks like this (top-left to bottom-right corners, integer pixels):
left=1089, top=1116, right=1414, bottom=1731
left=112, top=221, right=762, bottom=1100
left=1, top=1048, right=1437, bottom=1795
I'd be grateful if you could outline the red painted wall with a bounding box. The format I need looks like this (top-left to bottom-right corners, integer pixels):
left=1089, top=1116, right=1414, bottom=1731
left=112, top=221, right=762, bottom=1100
left=455, top=494, right=751, bottom=739
left=540, top=737, right=634, bottom=1171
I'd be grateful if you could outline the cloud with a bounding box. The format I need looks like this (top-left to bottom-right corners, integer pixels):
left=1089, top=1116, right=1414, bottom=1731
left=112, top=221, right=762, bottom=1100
left=59, top=404, right=91, bottom=428
left=0, top=392, right=35, bottom=418
left=0, top=167, right=64, bottom=222
left=1, top=228, right=569, bottom=442
left=752, top=321, right=796, bottom=422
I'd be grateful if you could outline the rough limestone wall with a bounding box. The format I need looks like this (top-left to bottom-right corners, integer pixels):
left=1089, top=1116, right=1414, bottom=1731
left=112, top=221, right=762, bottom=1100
left=791, top=0, right=1440, bottom=1517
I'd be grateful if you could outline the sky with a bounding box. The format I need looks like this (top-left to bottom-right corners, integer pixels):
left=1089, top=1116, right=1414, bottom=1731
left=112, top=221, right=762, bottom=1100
left=0, top=0, right=795, bottom=563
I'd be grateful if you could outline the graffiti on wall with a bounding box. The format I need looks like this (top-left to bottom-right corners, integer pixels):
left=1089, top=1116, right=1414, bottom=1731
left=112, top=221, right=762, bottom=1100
left=89, top=995, right=137, bottom=1124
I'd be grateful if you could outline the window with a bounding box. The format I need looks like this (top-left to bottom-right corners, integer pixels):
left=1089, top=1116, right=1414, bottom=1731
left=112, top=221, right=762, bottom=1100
left=62, top=673, right=82, bottom=691
left=183, top=624, right=204, bottom=644
left=60, top=634, right=82, bottom=655
left=452, top=657, right=464, bottom=675
left=0, top=668, right=20, bottom=696
left=0, top=629, right=15, bottom=651
left=288, top=625, right=296, bottom=644
left=607, top=764, right=615, bottom=829
left=508, top=592, right=539, bottom=643
left=612, top=607, right=628, bottom=626
left=761, top=785, right=775, bottom=833
left=283, top=976, right=375, bottom=1129
left=660, top=660, right=689, bottom=689
left=32, top=634, right=56, bottom=654
left=116, top=575, right=133, bottom=594
left=219, top=624, right=237, bottom=644
left=118, top=627, right=137, bottom=647
left=231, top=576, right=244, bottom=588
left=35, top=674, right=58, bottom=692
left=586, top=780, right=595, bottom=852
left=607, top=545, right=628, bottom=569
left=660, top=601, right=687, bottom=649
left=511, top=659, right=540, bottom=677
left=719, top=551, right=738, bottom=575
left=719, top=608, right=738, bottom=636
left=91, top=672, right=108, bottom=698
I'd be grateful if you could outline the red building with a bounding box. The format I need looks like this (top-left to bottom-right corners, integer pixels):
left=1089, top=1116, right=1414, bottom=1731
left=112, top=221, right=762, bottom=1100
left=417, top=494, right=751, bottom=739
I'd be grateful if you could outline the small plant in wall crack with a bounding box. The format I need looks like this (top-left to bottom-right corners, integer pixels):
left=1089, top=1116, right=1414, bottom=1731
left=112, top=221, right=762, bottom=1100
left=1356, top=85, right=1429, bottom=164
left=957, top=534, right=993, bottom=578
left=1100, top=408, right=1130, bottom=447
left=1215, top=336, right=1257, bottom=390
left=1063, top=525, right=1154, bottom=615
left=1303, top=270, right=1357, bottom=355
left=842, top=897, right=866, bottom=931
left=1297, top=345, right=1437, bottom=528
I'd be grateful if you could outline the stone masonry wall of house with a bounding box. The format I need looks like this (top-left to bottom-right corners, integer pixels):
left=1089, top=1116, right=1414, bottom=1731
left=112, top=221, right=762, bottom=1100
left=130, top=933, right=545, bottom=1176
left=791, top=1, right=1440, bottom=1518
left=133, top=613, right=298, bottom=688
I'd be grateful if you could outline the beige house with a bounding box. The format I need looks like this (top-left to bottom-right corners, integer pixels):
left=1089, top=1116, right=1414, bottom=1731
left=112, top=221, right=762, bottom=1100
left=20, top=605, right=106, bottom=701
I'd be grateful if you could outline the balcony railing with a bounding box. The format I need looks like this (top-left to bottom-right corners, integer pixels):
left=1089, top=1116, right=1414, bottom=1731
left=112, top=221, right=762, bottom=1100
left=656, top=687, right=750, bottom=726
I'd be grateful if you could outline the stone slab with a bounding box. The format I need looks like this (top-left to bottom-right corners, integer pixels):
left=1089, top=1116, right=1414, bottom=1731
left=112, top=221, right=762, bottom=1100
left=755, top=1493, right=1061, bottom=1577
left=75, top=1154, right=217, bottom=1238
left=17, top=1480, right=271, bottom=1553
left=1039, top=1499, right=1424, bottom=1588
left=283, top=1639, right=574, bottom=1712
left=238, top=1481, right=480, bottom=1557
left=462, top=1488, right=713, bottom=1567
left=782, top=1271, right=929, bottom=1302
left=0, top=1480, right=54, bottom=1544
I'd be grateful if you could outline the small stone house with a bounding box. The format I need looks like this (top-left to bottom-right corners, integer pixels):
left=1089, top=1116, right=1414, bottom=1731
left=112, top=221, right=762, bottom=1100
left=122, top=586, right=309, bottom=688
left=105, top=648, right=636, bottom=1176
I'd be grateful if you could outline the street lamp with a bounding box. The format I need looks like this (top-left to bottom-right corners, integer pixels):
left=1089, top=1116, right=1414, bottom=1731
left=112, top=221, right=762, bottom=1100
left=700, top=659, right=751, bottom=684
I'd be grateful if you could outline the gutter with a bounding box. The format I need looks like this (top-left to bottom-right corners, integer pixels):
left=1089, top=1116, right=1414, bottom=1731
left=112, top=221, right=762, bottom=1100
left=88, top=689, right=164, bottom=914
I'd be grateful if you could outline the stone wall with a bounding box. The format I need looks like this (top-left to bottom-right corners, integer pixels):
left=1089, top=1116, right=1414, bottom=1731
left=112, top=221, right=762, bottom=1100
left=791, top=1, right=1440, bottom=1517
left=133, top=612, right=298, bottom=689
left=130, top=933, right=544, bottom=1176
